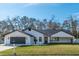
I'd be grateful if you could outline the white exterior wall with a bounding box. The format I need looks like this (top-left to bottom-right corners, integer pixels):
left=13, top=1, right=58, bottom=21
left=4, top=31, right=33, bottom=45
left=25, top=30, right=44, bottom=45
left=25, top=37, right=33, bottom=45
left=4, top=36, right=10, bottom=45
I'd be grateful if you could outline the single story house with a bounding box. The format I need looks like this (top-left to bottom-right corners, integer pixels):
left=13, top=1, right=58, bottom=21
left=4, top=29, right=75, bottom=45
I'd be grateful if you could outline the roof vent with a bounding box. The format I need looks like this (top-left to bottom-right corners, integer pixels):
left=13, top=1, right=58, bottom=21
left=28, top=28, right=31, bottom=31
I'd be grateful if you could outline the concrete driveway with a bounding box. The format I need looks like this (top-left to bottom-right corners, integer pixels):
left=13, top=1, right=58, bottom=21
left=0, top=45, right=14, bottom=51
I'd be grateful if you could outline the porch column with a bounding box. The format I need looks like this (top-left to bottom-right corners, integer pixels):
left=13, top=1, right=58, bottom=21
left=7, top=37, right=10, bottom=44
left=42, top=37, right=44, bottom=44
left=4, top=37, right=7, bottom=45
left=72, top=37, right=75, bottom=43
left=25, top=37, right=27, bottom=45
left=71, top=37, right=75, bottom=44
left=37, top=37, right=39, bottom=45
left=48, top=37, right=50, bottom=43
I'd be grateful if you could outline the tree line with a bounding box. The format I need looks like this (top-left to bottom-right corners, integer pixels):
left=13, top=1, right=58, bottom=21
left=0, top=15, right=79, bottom=38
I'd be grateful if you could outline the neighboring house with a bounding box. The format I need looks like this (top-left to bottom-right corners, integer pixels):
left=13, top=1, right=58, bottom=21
left=4, top=29, right=75, bottom=45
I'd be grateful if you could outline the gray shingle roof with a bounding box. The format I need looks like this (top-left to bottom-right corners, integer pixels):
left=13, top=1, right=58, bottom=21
left=22, top=28, right=73, bottom=37
left=34, top=29, right=73, bottom=36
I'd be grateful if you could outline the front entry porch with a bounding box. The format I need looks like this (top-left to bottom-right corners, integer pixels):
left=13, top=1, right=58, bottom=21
left=50, top=37, right=73, bottom=43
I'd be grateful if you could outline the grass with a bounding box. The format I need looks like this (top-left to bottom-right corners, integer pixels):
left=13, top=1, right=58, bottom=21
left=1, top=44, right=79, bottom=56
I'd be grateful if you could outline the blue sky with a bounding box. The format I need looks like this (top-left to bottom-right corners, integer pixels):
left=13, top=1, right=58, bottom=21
left=0, top=3, right=79, bottom=23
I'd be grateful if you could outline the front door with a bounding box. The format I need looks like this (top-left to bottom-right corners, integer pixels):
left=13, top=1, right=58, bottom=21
left=34, top=37, right=37, bottom=44
left=44, top=37, right=48, bottom=44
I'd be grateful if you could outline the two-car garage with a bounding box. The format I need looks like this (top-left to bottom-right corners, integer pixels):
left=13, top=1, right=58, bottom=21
left=10, top=37, right=25, bottom=44
left=4, top=30, right=34, bottom=45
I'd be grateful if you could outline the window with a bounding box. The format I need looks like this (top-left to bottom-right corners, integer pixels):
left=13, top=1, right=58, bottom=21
left=39, top=37, right=42, bottom=42
left=50, top=37, right=59, bottom=41
left=50, top=37, right=55, bottom=41
left=55, top=37, right=59, bottom=41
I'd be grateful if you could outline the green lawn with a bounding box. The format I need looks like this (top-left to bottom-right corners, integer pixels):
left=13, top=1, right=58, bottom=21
left=1, top=44, right=79, bottom=56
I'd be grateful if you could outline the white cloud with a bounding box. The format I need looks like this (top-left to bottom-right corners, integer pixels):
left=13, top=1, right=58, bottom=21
left=23, top=3, right=39, bottom=7
left=23, top=3, right=62, bottom=7
left=71, top=12, right=79, bottom=19
left=73, top=12, right=79, bottom=15
left=73, top=12, right=79, bottom=16
left=51, top=3, right=62, bottom=6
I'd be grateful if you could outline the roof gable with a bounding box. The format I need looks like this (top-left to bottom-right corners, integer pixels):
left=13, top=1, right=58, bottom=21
left=23, top=28, right=44, bottom=34
left=24, top=29, right=44, bottom=37
left=4, top=30, right=35, bottom=37
left=51, top=31, right=74, bottom=37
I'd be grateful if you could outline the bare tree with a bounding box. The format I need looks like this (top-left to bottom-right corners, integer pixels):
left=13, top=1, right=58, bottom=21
left=63, top=16, right=78, bottom=37
left=70, top=16, right=78, bottom=37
